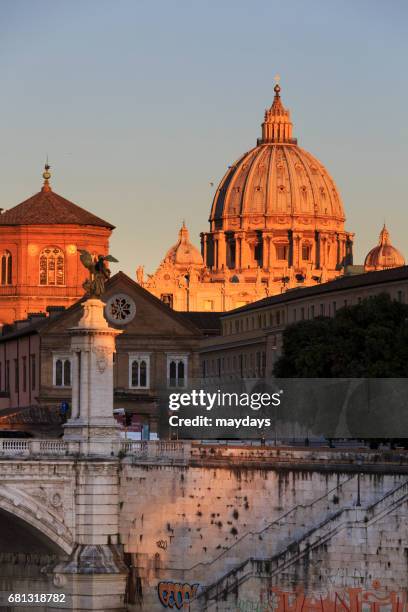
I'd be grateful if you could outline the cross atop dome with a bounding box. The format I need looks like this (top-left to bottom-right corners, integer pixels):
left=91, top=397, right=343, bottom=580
left=273, top=73, right=281, bottom=96
left=260, top=77, right=296, bottom=144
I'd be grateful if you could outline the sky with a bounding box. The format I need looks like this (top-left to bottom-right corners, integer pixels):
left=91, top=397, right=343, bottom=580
left=0, top=0, right=407, bottom=276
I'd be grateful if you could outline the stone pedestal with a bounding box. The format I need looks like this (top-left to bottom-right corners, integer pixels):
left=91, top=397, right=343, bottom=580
left=63, top=298, right=122, bottom=454
left=52, top=544, right=127, bottom=611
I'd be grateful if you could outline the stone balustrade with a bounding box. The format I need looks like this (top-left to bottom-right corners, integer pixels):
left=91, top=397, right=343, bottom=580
left=0, top=437, right=191, bottom=460
left=1, top=439, right=408, bottom=470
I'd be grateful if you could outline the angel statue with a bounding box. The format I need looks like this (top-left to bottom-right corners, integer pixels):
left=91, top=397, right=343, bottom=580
left=79, top=250, right=118, bottom=298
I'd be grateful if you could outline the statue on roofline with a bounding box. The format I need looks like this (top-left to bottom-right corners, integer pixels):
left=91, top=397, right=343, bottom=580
left=79, top=250, right=118, bottom=298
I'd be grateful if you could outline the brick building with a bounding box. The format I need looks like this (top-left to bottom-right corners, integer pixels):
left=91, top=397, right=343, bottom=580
left=0, top=165, right=114, bottom=325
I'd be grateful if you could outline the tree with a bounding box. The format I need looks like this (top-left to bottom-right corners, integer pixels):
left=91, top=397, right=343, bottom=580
left=273, top=293, right=408, bottom=378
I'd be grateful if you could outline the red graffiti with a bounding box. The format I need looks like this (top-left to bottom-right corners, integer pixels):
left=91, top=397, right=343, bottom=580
left=251, top=582, right=408, bottom=612
left=158, top=581, right=199, bottom=609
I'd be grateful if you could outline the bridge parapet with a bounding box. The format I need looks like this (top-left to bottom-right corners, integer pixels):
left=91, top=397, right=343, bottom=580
left=0, top=438, right=191, bottom=461
left=2, top=439, right=408, bottom=471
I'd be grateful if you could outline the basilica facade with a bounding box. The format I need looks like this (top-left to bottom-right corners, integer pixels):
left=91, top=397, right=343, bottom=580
left=139, top=84, right=355, bottom=311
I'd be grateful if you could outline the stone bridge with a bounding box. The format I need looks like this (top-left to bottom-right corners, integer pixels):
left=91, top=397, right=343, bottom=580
left=1, top=439, right=408, bottom=611
left=2, top=297, right=408, bottom=610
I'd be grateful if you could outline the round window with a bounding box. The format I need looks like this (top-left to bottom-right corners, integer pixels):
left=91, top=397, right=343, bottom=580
left=105, top=293, right=136, bottom=325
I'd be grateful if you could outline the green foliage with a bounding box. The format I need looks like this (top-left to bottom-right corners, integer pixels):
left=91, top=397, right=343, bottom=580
left=273, top=293, right=408, bottom=377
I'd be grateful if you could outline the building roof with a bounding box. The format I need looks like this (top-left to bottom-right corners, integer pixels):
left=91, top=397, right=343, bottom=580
left=179, top=311, right=222, bottom=335
left=0, top=169, right=114, bottom=229
left=224, top=265, right=408, bottom=317
left=0, top=316, right=50, bottom=342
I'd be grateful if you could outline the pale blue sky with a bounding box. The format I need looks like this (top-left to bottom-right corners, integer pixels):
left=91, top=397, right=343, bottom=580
left=0, top=0, right=407, bottom=275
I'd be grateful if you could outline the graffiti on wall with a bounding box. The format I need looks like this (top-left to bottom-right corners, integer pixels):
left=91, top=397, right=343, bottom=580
left=237, top=582, right=408, bottom=612
left=158, top=581, right=199, bottom=609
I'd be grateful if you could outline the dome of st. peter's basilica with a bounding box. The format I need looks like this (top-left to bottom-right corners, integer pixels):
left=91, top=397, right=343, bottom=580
left=141, top=83, right=357, bottom=311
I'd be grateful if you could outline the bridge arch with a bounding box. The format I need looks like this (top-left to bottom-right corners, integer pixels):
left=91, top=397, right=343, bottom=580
left=0, top=484, right=73, bottom=555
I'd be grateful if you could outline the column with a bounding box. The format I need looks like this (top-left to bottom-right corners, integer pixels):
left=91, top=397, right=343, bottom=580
left=315, top=230, right=320, bottom=270
left=235, top=235, right=242, bottom=270
left=268, top=238, right=276, bottom=269
left=200, top=232, right=207, bottom=265
left=262, top=232, right=273, bottom=269
left=346, top=235, right=354, bottom=265
left=239, top=234, right=251, bottom=270
left=288, top=230, right=294, bottom=268
left=215, top=231, right=227, bottom=269
left=320, top=234, right=327, bottom=267
left=71, top=352, right=80, bottom=419
left=293, top=234, right=301, bottom=269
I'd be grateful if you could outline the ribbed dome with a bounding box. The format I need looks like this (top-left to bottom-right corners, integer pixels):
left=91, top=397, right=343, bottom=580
left=210, top=84, right=345, bottom=232
left=165, top=222, right=203, bottom=266
left=364, top=225, right=405, bottom=272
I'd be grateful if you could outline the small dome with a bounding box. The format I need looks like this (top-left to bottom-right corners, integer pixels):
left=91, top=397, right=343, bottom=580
left=165, top=222, right=203, bottom=267
left=364, top=225, right=405, bottom=272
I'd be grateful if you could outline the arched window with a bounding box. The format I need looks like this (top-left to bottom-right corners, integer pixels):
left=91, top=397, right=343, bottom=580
left=64, top=359, right=71, bottom=386
left=167, top=355, right=187, bottom=388
left=129, top=354, right=150, bottom=389
left=131, top=360, right=139, bottom=386
left=39, top=247, right=65, bottom=286
left=53, top=356, right=71, bottom=387
left=1, top=251, right=12, bottom=285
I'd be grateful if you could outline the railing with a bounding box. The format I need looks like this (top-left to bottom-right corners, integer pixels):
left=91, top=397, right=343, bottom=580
left=0, top=439, right=408, bottom=465
left=0, top=438, right=190, bottom=459
left=0, top=439, right=76, bottom=456
left=0, top=439, right=31, bottom=454
left=39, top=440, right=68, bottom=454
left=121, top=439, right=189, bottom=459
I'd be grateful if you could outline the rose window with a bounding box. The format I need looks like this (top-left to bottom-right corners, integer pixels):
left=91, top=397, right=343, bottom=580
left=105, top=293, right=136, bottom=325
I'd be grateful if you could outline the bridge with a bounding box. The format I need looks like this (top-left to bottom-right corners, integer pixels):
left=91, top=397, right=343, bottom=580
left=1, top=297, right=408, bottom=611
left=1, top=439, right=408, bottom=610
